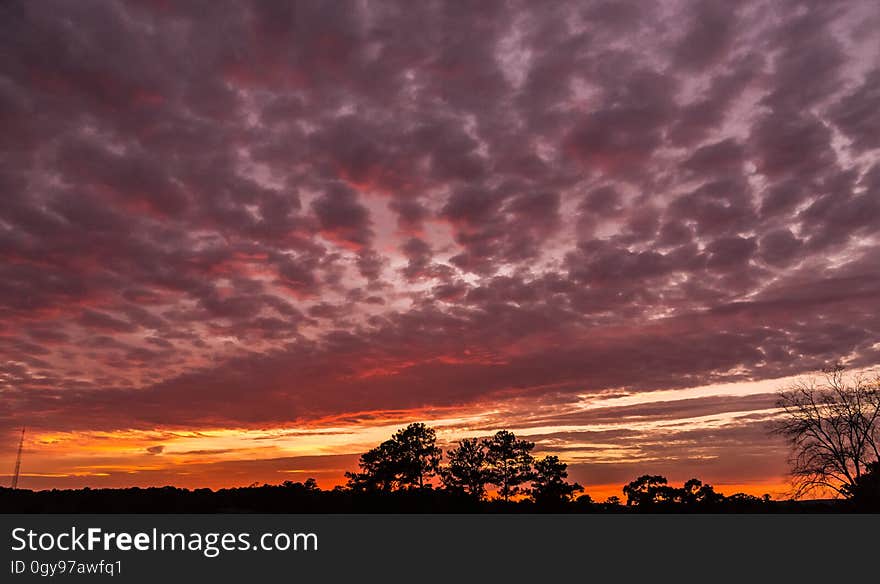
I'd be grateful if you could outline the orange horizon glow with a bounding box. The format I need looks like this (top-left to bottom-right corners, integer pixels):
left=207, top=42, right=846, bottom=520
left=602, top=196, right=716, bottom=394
left=2, top=375, right=804, bottom=499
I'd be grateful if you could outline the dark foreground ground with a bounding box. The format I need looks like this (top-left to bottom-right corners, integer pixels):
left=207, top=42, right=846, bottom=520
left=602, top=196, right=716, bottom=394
left=0, top=485, right=868, bottom=513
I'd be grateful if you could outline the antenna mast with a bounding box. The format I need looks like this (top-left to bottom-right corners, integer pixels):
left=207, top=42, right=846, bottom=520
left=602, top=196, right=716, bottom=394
left=11, top=427, right=25, bottom=490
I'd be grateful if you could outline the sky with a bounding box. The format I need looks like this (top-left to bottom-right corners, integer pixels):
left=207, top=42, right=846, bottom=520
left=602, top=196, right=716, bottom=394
left=1, top=0, right=879, bottom=500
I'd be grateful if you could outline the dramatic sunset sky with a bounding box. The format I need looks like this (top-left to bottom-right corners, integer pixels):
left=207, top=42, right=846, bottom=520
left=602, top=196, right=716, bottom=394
left=1, top=0, right=879, bottom=500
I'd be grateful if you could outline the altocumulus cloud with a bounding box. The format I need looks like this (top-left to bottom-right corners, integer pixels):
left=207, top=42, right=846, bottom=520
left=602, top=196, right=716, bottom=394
left=0, top=0, right=878, bottom=452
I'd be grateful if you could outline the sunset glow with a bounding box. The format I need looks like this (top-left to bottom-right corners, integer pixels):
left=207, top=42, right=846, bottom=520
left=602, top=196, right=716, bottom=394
left=2, top=0, right=879, bottom=501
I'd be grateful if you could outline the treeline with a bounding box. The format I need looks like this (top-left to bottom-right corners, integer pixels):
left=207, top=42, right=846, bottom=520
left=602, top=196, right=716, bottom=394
left=0, top=423, right=867, bottom=513
left=345, top=424, right=583, bottom=506
left=4, top=481, right=825, bottom=514
left=342, top=423, right=779, bottom=510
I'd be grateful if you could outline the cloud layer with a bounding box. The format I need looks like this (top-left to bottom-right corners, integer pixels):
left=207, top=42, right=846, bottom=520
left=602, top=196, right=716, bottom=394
left=1, top=0, right=879, bottom=490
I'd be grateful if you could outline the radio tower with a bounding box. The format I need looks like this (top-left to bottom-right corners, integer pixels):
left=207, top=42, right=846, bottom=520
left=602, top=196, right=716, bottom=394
left=11, top=427, right=25, bottom=490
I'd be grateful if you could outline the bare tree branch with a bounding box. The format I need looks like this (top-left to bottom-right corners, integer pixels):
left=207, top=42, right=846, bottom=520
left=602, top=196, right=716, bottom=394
left=773, top=364, right=880, bottom=499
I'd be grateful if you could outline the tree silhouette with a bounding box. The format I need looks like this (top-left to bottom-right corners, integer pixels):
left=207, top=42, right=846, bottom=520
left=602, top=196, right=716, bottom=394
left=529, top=455, right=583, bottom=505
left=622, top=475, right=676, bottom=506
left=623, top=475, right=725, bottom=507
left=282, top=478, right=319, bottom=492
left=345, top=423, right=441, bottom=491
left=843, top=461, right=880, bottom=510
left=680, top=478, right=722, bottom=506
left=774, top=364, right=880, bottom=498
left=392, top=423, right=442, bottom=489
left=484, top=430, right=535, bottom=502
left=442, top=438, right=489, bottom=499
left=345, top=438, right=401, bottom=492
